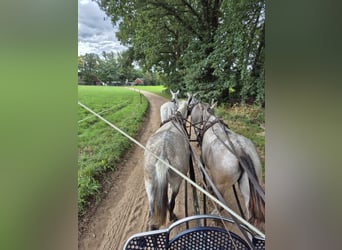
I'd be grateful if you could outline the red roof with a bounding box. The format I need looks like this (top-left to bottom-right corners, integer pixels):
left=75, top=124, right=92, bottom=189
left=134, top=78, right=143, bottom=84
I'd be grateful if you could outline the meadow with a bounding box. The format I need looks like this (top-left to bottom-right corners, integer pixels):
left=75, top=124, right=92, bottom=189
left=78, top=86, right=148, bottom=214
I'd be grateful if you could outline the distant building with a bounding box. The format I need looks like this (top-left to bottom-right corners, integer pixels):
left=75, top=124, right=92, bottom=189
left=133, top=78, right=144, bottom=85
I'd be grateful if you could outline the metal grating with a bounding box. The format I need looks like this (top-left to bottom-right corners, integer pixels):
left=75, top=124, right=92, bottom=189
left=169, top=227, right=250, bottom=249
left=123, top=215, right=265, bottom=250
left=253, top=236, right=266, bottom=250
left=124, top=232, right=168, bottom=249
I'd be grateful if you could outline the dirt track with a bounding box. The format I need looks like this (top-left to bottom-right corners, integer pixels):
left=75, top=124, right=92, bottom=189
left=78, top=90, right=264, bottom=249
left=79, top=90, right=195, bottom=249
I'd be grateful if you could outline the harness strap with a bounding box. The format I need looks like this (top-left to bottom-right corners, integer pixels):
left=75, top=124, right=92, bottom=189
left=233, top=184, right=246, bottom=220
left=202, top=119, right=229, bottom=137
left=214, top=123, right=265, bottom=202
left=160, top=117, right=174, bottom=127
left=198, top=119, right=220, bottom=145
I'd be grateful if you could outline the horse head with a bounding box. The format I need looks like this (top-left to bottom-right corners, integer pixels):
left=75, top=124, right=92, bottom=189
left=202, top=99, right=217, bottom=121
left=170, top=89, right=180, bottom=103
left=193, top=100, right=217, bottom=125
left=176, top=99, right=189, bottom=120
left=186, top=92, right=199, bottom=115
left=189, top=101, right=216, bottom=145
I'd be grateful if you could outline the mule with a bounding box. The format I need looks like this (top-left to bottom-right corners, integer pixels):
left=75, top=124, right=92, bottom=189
left=144, top=101, right=190, bottom=230
left=190, top=103, right=265, bottom=228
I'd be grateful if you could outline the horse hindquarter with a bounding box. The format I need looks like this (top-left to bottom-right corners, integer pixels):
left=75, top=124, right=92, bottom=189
left=144, top=124, right=189, bottom=230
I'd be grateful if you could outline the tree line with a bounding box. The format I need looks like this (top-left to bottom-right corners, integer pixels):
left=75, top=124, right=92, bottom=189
left=93, top=0, right=265, bottom=105
left=78, top=51, right=164, bottom=85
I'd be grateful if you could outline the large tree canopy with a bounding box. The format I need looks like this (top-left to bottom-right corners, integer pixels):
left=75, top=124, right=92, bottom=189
left=96, top=0, right=265, bottom=104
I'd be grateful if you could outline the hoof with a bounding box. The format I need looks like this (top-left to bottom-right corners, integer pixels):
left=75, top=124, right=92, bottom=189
left=149, top=224, right=158, bottom=231
left=169, top=213, right=178, bottom=222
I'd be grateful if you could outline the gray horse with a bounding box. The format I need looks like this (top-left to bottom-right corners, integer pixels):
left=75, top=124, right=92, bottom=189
left=160, top=89, right=179, bottom=123
left=160, top=91, right=198, bottom=125
left=144, top=101, right=189, bottom=230
left=190, top=103, right=265, bottom=228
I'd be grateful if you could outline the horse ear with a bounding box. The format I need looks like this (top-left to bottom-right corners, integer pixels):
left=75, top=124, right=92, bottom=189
left=170, top=89, right=174, bottom=95
left=193, top=92, right=199, bottom=97
left=176, top=90, right=179, bottom=95
left=210, top=100, right=218, bottom=109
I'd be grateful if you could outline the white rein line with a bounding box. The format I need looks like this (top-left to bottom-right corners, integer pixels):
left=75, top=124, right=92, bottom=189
left=78, top=101, right=265, bottom=239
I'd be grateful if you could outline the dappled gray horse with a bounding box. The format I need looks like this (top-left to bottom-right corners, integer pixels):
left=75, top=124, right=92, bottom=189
left=160, top=89, right=179, bottom=123
left=190, top=100, right=216, bottom=144
left=144, top=101, right=189, bottom=230
left=185, top=92, right=199, bottom=115
left=160, top=91, right=198, bottom=125
left=190, top=103, right=265, bottom=228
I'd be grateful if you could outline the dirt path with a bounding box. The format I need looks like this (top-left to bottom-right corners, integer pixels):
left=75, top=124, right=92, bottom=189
left=79, top=90, right=191, bottom=249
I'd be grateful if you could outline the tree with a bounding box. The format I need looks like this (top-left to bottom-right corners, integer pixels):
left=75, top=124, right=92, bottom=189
left=211, top=0, right=265, bottom=104
left=96, top=51, right=120, bottom=84
left=96, top=0, right=265, bottom=104
left=116, top=48, right=136, bottom=84
left=78, top=53, right=101, bottom=84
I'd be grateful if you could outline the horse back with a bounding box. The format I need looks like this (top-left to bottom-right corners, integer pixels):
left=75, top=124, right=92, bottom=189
left=145, top=123, right=190, bottom=174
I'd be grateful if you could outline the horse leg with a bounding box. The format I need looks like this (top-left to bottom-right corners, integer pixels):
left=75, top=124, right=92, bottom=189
left=238, top=172, right=251, bottom=221
left=168, top=191, right=178, bottom=222
left=168, top=180, right=182, bottom=222
left=145, top=180, right=158, bottom=230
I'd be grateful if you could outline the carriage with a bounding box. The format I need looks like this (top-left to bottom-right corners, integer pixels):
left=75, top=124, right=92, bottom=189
left=124, top=92, right=266, bottom=249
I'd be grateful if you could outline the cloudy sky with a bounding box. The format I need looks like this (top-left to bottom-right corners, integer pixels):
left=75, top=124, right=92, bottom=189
left=78, top=0, right=127, bottom=56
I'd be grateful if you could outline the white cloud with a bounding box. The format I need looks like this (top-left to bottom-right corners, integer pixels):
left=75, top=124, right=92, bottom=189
left=78, top=0, right=127, bottom=56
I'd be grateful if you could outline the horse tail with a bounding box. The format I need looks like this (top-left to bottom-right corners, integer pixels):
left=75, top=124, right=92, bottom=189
left=240, top=154, right=265, bottom=227
left=152, top=159, right=169, bottom=227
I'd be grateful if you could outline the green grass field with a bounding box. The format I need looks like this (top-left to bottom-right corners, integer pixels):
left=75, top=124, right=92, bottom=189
left=78, top=86, right=148, bottom=214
